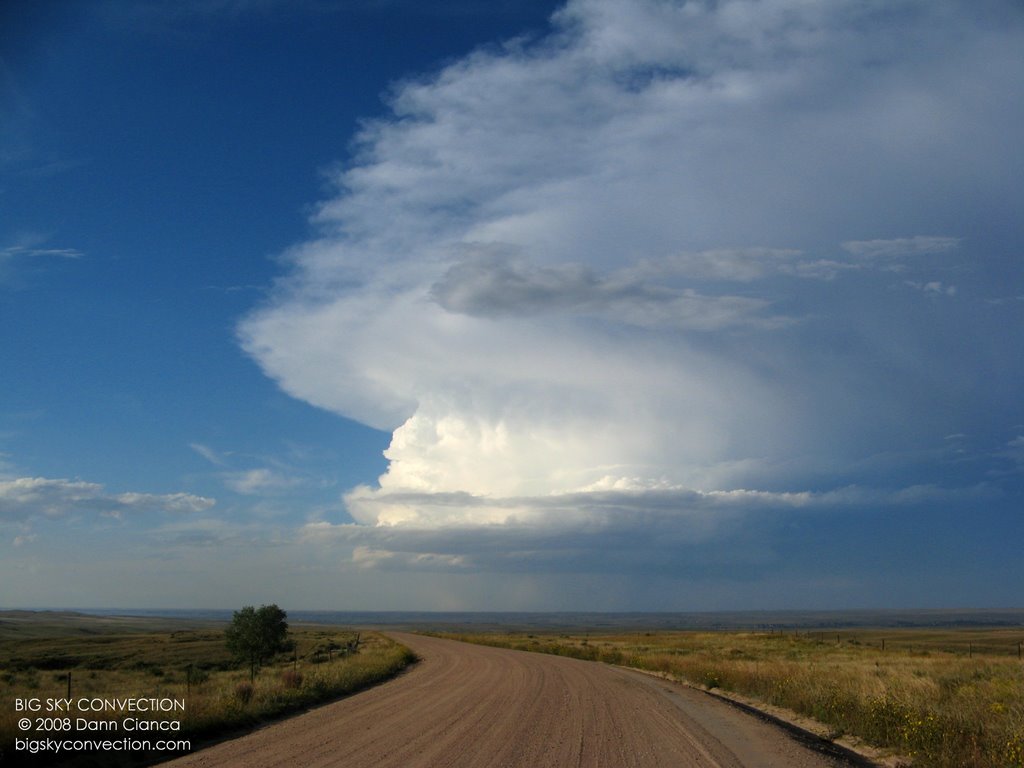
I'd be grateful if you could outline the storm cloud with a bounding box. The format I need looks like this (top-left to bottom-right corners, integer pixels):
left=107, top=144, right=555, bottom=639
left=239, top=0, right=1024, bottom=568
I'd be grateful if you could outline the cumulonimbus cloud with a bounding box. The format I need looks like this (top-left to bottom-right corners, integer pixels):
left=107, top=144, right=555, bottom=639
left=239, top=0, right=1024, bottom=537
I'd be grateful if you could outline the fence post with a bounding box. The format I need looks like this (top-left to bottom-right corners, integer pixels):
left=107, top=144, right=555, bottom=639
left=66, top=672, right=71, bottom=699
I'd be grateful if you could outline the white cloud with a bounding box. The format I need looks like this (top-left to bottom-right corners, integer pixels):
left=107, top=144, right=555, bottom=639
left=841, top=236, right=961, bottom=260
left=0, top=236, right=83, bottom=287
left=993, top=435, right=1024, bottom=474
left=190, top=442, right=327, bottom=496
left=0, top=477, right=214, bottom=523
left=146, top=516, right=283, bottom=549
left=0, top=244, right=82, bottom=262
left=221, top=468, right=304, bottom=495
left=350, top=544, right=469, bottom=571
left=340, top=481, right=995, bottom=530
left=292, top=481, right=998, bottom=576
left=985, top=294, right=1024, bottom=306
left=240, top=0, right=1024, bottom=537
left=635, top=248, right=804, bottom=282
left=904, top=280, right=957, bottom=296
left=189, top=442, right=227, bottom=466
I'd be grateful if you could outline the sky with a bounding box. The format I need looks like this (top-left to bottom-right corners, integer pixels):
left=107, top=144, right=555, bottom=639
left=1, top=0, right=1022, bottom=612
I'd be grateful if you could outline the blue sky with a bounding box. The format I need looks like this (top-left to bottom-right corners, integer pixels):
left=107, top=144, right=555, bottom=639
left=1, top=0, right=1022, bottom=612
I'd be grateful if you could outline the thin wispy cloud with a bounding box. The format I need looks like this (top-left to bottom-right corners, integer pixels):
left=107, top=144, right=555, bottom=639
left=222, top=467, right=306, bottom=495
left=0, top=245, right=82, bottom=261
left=0, top=238, right=83, bottom=288
left=190, top=441, right=329, bottom=496
left=841, top=236, right=962, bottom=260
left=189, top=442, right=228, bottom=467
left=904, top=280, right=957, bottom=297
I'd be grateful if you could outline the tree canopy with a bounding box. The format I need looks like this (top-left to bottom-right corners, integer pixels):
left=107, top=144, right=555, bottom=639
left=225, top=604, right=289, bottom=680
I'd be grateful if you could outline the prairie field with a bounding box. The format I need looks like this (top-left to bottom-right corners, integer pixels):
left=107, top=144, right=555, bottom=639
left=440, top=627, right=1024, bottom=768
left=0, top=612, right=416, bottom=765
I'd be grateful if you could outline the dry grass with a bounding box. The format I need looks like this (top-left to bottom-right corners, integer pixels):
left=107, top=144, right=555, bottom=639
left=438, top=628, right=1024, bottom=768
left=0, top=618, right=416, bottom=764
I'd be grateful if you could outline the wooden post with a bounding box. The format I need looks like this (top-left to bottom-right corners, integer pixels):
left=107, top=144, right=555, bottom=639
left=882, top=639, right=885, bottom=652
left=66, top=672, right=71, bottom=699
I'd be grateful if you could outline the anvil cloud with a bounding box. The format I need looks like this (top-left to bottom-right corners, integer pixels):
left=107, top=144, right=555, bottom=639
left=239, top=0, right=1023, bottom=570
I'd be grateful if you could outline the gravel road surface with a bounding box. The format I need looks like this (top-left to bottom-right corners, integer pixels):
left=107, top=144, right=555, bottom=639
left=163, top=632, right=870, bottom=767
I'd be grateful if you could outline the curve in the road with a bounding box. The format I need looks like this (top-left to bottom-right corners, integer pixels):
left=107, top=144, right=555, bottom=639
left=162, top=632, right=869, bottom=768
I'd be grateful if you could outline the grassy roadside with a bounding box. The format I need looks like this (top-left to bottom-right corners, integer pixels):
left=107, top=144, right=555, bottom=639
left=435, top=628, right=1024, bottom=768
left=0, top=613, right=416, bottom=766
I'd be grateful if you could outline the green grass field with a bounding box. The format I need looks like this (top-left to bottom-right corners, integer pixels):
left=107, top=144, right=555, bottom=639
left=0, top=612, right=416, bottom=766
left=438, top=627, right=1024, bottom=768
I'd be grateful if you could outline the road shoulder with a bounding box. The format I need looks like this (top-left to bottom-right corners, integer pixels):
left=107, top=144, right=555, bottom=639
left=617, top=666, right=910, bottom=768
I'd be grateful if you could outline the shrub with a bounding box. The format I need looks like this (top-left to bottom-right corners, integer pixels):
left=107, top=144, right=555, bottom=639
left=234, top=681, right=254, bottom=705
left=280, top=669, right=303, bottom=689
left=699, top=669, right=722, bottom=690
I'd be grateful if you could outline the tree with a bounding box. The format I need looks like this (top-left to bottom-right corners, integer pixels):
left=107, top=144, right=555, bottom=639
left=225, top=604, right=289, bottom=681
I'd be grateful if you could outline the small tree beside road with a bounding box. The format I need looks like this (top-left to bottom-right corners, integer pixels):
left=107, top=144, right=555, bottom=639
left=225, top=604, right=289, bottom=681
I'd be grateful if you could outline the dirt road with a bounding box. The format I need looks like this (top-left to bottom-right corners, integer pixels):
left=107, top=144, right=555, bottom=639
left=163, top=632, right=870, bottom=767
